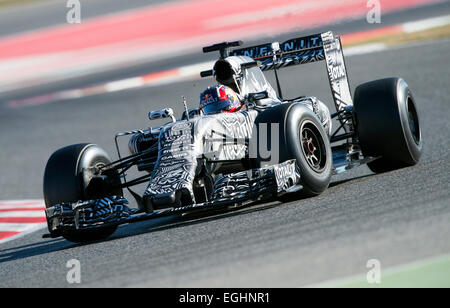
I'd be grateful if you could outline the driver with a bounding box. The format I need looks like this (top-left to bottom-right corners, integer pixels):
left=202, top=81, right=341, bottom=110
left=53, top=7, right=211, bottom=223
left=199, top=85, right=242, bottom=115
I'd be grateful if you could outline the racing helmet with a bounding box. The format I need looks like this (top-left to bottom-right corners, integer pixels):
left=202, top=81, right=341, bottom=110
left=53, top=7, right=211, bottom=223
left=199, top=85, right=241, bottom=115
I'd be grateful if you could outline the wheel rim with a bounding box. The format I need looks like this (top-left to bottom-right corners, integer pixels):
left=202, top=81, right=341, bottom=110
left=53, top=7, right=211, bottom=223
left=407, top=96, right=420, bottom=145
left=300, top=121, right=327, bottom=173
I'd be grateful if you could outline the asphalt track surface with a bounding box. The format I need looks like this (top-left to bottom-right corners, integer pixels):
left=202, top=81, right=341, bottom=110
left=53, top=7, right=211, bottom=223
left=0, top=35, right=449, bottom=287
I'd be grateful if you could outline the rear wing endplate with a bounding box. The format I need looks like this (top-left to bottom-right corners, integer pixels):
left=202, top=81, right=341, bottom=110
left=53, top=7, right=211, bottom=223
left=230, top=32, right=353, bottom=111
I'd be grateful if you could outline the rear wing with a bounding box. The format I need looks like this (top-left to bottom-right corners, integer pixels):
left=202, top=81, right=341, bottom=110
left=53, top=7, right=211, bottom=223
left=230, top=32, right=353, bottom=111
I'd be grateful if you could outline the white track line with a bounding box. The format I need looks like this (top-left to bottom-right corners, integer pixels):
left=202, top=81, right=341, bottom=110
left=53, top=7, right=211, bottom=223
left=402, top=14, right=450, bottom=33
left=0, top=223, right=44, bottom=232
left=0, top=204, right=45, bottom=209
left=343, top=43, right=388, bottom=56
left=0, top=199, right=44, bottom=206
left=0, top=211, right=46, bottom=218
left=105, top=77, right=145, bottom=92
left=0, top=224, right=47, bottom=245
left=0, top=200, right=47, bottom=245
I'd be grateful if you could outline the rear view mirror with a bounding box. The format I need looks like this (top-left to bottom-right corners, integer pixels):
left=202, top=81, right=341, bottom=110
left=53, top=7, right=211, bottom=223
left=149, top=108, right=176, bottom=122
left=246, top=91, right=269, bottom=102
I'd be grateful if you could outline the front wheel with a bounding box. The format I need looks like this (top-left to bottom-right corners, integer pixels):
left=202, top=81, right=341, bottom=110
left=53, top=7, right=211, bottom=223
left=354, top=78, right=423, bottom=173
left=43, top=143, right=122, bottom=243
left=254, top=103, right=333, bottom=196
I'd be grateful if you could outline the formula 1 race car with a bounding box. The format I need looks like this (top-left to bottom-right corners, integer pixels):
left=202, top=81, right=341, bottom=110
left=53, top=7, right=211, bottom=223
left=43, top=31, right=422, bottom=243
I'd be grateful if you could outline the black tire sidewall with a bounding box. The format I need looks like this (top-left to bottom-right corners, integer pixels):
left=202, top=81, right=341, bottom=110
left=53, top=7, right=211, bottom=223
left=285, top=104, right=332, bottom=195
left=43, top=144, right=120, bottom=242
left=254, top=103, right=332, bottom=196
left=354, top=78, right=422, bottom=171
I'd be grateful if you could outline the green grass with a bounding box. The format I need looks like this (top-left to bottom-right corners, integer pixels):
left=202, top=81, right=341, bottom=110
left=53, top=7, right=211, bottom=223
left=344, top=24, right=450, bottom=48
left=0, top=0, right=45, bottom=9
left=332, top=255, right=450, bottom=288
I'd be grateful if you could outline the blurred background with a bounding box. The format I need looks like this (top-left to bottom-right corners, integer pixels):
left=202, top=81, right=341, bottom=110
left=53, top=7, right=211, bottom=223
left=0, top=0, right=448, bottom=98
left=0, top=0, right=449, bottom=288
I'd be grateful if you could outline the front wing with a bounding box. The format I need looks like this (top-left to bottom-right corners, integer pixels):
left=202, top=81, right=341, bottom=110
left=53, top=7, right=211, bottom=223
left=44, top=160, right=300, bottom=238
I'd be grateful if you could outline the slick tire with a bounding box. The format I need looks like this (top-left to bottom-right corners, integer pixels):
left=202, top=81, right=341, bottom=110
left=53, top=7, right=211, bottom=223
left=43, top=143, right=122, bottom=243
left=354, top=78, right=423, bottom=173
left=254, top=103, right=333, bottom=197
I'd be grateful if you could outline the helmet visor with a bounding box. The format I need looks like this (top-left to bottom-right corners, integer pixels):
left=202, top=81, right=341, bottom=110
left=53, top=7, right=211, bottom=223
left=201, top=100, right=231, bottom=115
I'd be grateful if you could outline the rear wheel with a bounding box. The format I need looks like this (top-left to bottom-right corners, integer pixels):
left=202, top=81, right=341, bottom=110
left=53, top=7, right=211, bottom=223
left=354, top=78, right=422, bottom=173
left=43, top=143, right=122, bottom=243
